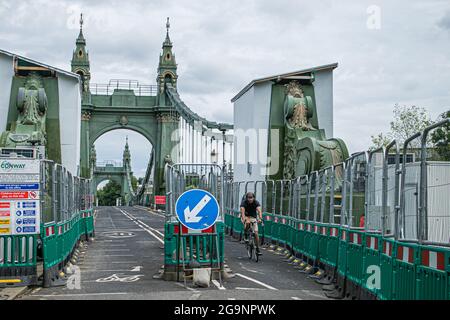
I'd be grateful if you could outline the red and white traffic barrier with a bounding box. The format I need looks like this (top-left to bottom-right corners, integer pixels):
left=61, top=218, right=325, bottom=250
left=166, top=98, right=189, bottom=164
left=421, top=250, right=445, bottom=271
left=174, top=225, right=215, bottom=234
left=350, top=233, right=362, bottom=245
left=383, top=241, right=393, bottom=256
left=397, top=245, right=414, bottom=264
left=366, top=236, right=379, bottom=250
left=330, top=227, right=339, bottom=237
left=45, top=225, right=55, bottom=237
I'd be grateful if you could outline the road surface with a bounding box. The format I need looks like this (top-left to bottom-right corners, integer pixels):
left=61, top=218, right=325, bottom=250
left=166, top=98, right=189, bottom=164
left=18, top=206, right=329, bottom=300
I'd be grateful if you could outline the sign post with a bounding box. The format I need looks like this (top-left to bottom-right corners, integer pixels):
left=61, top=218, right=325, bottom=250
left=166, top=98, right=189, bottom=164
left=0, top=159, right=41, bottom=235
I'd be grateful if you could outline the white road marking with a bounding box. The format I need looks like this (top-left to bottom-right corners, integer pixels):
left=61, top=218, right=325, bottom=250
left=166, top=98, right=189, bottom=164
left=189, top=293, right=202, bottom=300
left=212, top=279, right=226, bottom=290
left=117, top=208, right=164, bottom=244
left=134, top=206, right=165, bottom=218
left=32, top=292, right=129, bottom=297
left=235, top=287, right=265, bottom=291
left=235, top=273, right=278, bottom=291
left=175, top=282, right=200, bottom=293
left=291, top=296, right=303, bottom=300
left=238, top=262, right=265, bottom=275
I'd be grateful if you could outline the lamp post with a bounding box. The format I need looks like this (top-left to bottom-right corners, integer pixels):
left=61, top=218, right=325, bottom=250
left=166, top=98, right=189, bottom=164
left=211, top=149, right=218, bottom=164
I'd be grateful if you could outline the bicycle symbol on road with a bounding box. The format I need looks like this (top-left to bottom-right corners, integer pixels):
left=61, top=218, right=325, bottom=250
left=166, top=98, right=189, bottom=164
left=96, top=273, right=144, bottom=283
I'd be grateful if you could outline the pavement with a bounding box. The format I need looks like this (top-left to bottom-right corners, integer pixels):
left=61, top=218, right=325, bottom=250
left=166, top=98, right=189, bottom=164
left=17, top=206, right=330, bottom=300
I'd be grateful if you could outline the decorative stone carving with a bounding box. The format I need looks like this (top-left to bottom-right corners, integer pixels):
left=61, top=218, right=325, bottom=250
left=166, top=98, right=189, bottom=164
left=119, top=115, right=129, bottom=126
left=90, top=145, right=96, bottom=165
left=281, top=80, right=349, bottom=178
left=156, top=112, right=179, bottom=123
left=284, top=81, right=315, bottom=131
left=81, top=111, right=91, bottom=121
left=164, top=154, right=173, bottom=165
left=0, top=72, right=47, bottom=147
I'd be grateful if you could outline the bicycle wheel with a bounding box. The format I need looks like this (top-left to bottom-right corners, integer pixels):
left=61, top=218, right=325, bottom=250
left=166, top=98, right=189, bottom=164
left=247, top=236, right=253, bottom=259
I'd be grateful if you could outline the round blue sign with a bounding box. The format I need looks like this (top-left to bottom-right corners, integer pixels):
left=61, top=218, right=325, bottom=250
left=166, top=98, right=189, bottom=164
left=175, top=189, right=219, bottom=231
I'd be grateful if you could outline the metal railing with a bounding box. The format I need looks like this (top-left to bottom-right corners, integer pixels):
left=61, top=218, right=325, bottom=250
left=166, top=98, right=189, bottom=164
left=90, top=79, right=158, bottom=96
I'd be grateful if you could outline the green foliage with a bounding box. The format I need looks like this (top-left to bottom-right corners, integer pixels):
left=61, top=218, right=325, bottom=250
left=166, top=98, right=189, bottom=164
left=370, top=104, right=433, bottom=149
left=369, top=132, right=391, bottom=150
left=431, top=110, right=450, bottom=160
left=131, top=175, right=138, bottom=190
left=97, top=180, right=121, bottom=206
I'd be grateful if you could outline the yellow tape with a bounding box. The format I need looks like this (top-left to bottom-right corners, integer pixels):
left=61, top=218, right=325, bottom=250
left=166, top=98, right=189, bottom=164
left=0, top=228, right=10, bottom=234
left=0, top=279, right=22, bottom=283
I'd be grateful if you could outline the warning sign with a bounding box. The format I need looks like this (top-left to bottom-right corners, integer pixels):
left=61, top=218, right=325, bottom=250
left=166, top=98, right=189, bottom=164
left=0, top=191, right=29, bottom=199
left=0, top=202, right=10, bottom=209
left=0, top=159, right=40, bottom=235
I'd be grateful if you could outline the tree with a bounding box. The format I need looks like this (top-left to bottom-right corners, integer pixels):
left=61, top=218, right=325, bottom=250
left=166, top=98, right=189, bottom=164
left=370, top=104, right=433, bottom=150
left=369, top=133, right=391, bottom=151
left=431, top=110, right=450, bottom=160
left=131, top=175, right=138, bottom=190
left=97, top=180, right=121, bottom=206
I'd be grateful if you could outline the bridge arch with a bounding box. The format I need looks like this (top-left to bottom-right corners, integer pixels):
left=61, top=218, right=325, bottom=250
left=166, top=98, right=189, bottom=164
left=90, top=122, right=156, bottom=149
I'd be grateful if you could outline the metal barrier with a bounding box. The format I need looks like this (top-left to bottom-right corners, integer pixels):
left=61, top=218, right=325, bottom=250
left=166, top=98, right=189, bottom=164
left=163, top=163, right=225, bottom=283
left=1, top=159, right=94, bottom=287
left=222, top=120, right=450, bottom=300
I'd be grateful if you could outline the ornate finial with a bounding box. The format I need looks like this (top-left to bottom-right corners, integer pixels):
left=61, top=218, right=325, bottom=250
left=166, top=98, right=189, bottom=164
left=80, top=13, right=84, bottom=30
left=166, top=17, right=170, bottom=34
left=126, top=136, right=128, bottom=144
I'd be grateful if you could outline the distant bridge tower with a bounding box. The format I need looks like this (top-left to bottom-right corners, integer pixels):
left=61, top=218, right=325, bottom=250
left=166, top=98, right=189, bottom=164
left=71, top=13, right=91, bottom=101
left=157, top=17, right=178, bottom=106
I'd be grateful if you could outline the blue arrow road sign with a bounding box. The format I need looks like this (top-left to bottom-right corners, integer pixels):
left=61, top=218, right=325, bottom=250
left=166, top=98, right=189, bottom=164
left=175, top=189, right=219, bottom=231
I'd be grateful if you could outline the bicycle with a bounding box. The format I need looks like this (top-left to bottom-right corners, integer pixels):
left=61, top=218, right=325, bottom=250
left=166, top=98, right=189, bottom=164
left=245, top=220, right=263, bottom=262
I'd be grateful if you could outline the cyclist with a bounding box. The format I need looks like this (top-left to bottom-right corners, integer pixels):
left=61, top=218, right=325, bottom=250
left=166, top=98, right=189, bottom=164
left=240, top=191, right=263, bottom=256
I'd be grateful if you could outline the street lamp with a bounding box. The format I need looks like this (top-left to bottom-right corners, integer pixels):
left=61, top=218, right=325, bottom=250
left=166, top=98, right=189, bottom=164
left=211, top=149, right=218, bottom=164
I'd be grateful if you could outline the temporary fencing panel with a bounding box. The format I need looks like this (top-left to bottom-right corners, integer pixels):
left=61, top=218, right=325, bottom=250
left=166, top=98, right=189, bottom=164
left=0, top=158, right=94, bottom=287
left=163, top=164, right=225, bottom=282
left=379, top=237, right=396, bottom=300
left=416, top=246, right=449, bottom=300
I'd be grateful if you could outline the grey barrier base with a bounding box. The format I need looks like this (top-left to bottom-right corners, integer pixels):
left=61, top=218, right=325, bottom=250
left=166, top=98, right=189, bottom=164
left=159, top=265, right=227, bottom=282
left=0, top=266, right=38, bottom=288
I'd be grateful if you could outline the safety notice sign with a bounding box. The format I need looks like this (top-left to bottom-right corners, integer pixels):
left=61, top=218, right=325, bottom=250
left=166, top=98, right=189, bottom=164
left=0, top=159, right=40, bottom=235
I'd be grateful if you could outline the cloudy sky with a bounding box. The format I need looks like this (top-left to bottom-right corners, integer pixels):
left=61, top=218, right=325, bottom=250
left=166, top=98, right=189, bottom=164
left=1, top=0, right=449, bottom=177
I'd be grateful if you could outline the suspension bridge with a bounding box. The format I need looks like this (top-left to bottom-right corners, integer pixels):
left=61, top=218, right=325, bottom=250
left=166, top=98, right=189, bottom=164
left=0, top=16, right=449, bottom=301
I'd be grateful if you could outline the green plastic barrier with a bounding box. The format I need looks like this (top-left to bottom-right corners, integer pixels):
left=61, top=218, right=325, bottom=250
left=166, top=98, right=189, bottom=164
left=278, top=215, right=288, bottom=247
left=286, top=216, right=296, bottom=251
left=262, top=212, right=273, bottom=244
left=392, top=242, right=419, bottom=300
left=271, top=215, right=281, bottom=245
left=346, top=230, right=365, bottom=287
left=324, top=225, right=340, bottom=268
left=164, top=221, right=225, bottom=268
left=232, top=210, right=242, bottom=237
left=305, top=222, right=320, bottom=262
left=379, top=237, right=395, bottom=300
left=0, top=234, right=38, bottom=286
left=337, top=228, right=349, bottom=283
left=416, top=245, right=449, bottom=300
left=361, top=233, right=382, bottom=298
left=303, top=222, right=313, bottom=258
left=296, top=220, right=306, bottom=255
left=41, top=223, right=59, bottom=270
left=318, top=224, right=329, bottom=265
